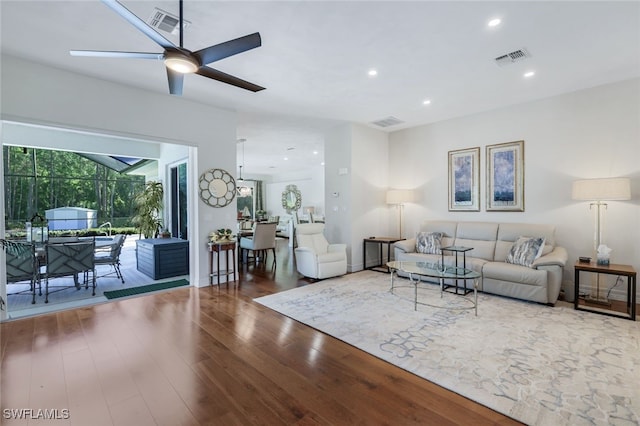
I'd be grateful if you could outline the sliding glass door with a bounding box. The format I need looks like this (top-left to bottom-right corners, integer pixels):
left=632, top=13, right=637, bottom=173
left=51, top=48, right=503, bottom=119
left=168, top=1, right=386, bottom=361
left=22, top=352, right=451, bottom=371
left=170, top=162, right=188, bottom=240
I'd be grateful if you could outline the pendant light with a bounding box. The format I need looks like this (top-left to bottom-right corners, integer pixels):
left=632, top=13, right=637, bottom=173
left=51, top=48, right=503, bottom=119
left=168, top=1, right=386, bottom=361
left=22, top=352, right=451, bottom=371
left=238, top=138, right=246, bottom=182
left=237, top=139, right=251, bottom=197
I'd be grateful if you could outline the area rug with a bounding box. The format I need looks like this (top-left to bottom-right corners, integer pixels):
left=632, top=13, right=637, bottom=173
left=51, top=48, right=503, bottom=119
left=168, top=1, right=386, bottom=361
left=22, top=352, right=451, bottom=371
left=254, top=271, right=640, bottom=426
left=103, top=279, right=189, bottom=299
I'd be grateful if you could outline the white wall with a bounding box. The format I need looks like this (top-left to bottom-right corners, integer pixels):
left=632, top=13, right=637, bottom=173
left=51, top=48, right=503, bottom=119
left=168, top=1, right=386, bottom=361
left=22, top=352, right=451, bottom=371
left=325, top=123, right=390, bottom=271
left=350, top=124, right=390, bottom=270
left=1, top=55, right=238, bottom=287
left=389, top=78, right=640, bottom=298
left=324, top=124, right=353, bottom=260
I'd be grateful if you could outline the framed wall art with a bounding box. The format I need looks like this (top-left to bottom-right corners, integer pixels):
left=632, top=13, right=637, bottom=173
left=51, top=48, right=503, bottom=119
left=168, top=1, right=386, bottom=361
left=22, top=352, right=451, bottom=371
left=448, top=147, right=480, bottom=211
left=486, top=140, right=524, bottom=211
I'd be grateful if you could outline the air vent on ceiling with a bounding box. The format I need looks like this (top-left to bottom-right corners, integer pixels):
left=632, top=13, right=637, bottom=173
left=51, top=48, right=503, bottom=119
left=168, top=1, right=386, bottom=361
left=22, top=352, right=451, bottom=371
left=371, top=116, right=404, bottom=128
left=494, top=48, right=531, bottom=67
left=148, top=8, right=191, bottom=35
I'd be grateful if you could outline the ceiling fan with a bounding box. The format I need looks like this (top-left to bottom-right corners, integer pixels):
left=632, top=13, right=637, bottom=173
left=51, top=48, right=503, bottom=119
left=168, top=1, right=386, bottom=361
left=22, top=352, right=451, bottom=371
left=70, top=0, right=265, bottom=95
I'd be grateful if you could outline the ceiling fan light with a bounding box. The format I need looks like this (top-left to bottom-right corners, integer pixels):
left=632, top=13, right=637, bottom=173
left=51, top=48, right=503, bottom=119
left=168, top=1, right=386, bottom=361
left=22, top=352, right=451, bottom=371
left=164, top=52, right=199, bottom=73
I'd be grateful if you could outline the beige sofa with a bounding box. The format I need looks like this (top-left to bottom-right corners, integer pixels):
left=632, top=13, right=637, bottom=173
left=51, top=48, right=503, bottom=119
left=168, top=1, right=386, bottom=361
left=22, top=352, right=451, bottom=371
left=393, top=220, right=568, bottom=305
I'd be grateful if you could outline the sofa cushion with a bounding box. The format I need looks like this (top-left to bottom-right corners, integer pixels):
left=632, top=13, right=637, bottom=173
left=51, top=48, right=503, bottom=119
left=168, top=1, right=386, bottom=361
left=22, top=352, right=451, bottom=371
left=496, top=223, right=556, bottom=260
left=420, top=220, right=457, bottom=247
left=456, top=222, right=499, bottom=241
left=416, top=232, right=443, bottom=254
left=452, top=238, right=496, bottom=261
left=506, top=236, right=545, bottom=267
left=483, top=261, right=547, bottom=286
left=452, top=222, right=499, bottom=260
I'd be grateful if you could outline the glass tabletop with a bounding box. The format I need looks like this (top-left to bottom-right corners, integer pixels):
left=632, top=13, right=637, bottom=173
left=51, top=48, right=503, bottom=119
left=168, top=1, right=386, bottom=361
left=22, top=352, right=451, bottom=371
left=440, top=245, right=474, bottom=252
left=386, top=261, right=480, bottom=279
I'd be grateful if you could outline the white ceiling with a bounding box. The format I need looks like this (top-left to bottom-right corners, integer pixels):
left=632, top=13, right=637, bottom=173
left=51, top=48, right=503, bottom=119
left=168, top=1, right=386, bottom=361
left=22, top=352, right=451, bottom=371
left=2, top=1, right=639, bottom=175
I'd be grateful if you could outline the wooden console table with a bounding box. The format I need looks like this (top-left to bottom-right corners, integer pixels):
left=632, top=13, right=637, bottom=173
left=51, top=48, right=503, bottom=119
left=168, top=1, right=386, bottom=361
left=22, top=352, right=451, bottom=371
left=574, top=261, right=636, bottom=321
left=208, top=241, right=237, bottom=286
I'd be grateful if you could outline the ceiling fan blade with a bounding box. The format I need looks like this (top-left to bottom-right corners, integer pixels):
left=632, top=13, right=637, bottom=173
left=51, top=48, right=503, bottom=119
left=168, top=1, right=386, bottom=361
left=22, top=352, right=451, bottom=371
left=167, top=68, right=184, bottom=96
left=70, top=50, right=164, bottom=60
left=193, top=33, right=262, bottom=65
left=100, top=0, right=176, bottom=50
left=196, top=66, right=265, bottom=92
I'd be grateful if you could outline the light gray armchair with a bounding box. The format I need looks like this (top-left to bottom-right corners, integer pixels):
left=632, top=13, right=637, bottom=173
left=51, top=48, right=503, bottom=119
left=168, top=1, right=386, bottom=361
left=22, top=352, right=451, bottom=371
left=295, top=223, right=347, bottom=280
left=240, top=222, right=277, bottom=267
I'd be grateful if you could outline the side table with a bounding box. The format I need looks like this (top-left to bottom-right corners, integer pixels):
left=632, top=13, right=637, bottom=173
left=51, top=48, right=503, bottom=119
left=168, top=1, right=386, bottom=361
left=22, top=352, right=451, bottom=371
left=574, top=261, right=636, bottom=321
left=363, top=237, right=404, bottom=273
left=440, top=245, right=474, bottom=295
left=208, top=241, right=237, bottom=286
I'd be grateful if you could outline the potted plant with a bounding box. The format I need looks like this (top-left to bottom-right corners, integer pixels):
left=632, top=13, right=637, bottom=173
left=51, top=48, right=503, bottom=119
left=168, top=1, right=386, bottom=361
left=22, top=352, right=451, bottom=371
left=256, top=209, right=267, bottom=221
left=132, top=181, right=164, bottom=239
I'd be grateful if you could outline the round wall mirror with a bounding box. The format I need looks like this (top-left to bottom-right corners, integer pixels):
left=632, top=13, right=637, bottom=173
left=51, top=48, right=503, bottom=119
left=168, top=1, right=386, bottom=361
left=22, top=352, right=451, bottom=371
left=199, top=168, right=236, bottom=207
left=281, top=184, right=302, bottom=213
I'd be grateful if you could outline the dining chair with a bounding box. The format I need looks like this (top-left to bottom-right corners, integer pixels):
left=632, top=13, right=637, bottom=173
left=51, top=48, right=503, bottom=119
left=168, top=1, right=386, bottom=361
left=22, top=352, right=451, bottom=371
left=239, top=222, right=277, bottom=267
left=44, top=240, right=96, bottom=303
left=5, top=241, right=39, bottom=304
left=94, top=234, right=126, bottom=283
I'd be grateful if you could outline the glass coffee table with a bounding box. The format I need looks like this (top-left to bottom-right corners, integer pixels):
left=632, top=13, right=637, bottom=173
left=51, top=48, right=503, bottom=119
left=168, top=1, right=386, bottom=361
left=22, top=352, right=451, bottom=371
left=387, top=261, right=481, bottom=315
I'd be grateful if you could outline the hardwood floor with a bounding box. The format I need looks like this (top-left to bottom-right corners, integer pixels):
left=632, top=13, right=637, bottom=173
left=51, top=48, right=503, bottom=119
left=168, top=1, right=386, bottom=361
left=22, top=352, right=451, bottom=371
left=1, top=243, right=521, bottom=425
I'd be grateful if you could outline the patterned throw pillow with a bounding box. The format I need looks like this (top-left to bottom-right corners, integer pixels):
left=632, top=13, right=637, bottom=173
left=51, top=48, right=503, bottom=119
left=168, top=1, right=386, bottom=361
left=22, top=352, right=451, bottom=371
left=416, top=232, right=443, bottom=254
left=506, top=236, right=546, bottom=268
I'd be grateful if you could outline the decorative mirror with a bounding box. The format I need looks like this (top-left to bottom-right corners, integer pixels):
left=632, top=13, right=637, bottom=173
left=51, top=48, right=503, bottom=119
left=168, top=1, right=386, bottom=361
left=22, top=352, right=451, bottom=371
left=281, top=184, right=302, bottom=213
left=199, top=168, right=236, bottom=207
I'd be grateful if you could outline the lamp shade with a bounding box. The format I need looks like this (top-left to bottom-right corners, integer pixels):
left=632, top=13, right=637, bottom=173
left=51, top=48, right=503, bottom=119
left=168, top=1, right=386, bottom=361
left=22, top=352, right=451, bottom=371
left=572, top=177, right=631, bottom=201
left=386, top=189, right=415, bottom=204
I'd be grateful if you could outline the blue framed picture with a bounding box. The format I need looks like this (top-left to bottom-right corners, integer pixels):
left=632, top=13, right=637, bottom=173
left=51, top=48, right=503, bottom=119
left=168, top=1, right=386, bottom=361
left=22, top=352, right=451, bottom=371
left=486, top=140, right=524, bottom=211
left=448, top=147, right=480, bottom=211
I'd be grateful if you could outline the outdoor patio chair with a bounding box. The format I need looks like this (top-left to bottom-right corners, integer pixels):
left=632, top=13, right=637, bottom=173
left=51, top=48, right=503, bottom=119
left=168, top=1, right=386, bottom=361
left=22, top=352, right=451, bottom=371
left=94, top=234, right=126, bottom=284
left=6, top=241, right=39, bottom=304
left=44, top=240, right=95, bottom=303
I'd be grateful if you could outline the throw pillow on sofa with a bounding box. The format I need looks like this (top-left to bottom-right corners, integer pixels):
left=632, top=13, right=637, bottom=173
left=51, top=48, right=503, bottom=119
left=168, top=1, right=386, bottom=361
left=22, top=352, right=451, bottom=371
left=416, top=232, right=443, bottom=254
left=506, top=236, right=545, bottom=267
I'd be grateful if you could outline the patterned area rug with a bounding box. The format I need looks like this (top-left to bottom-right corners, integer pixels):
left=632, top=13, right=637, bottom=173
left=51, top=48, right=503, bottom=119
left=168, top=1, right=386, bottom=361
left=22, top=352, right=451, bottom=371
left=254, top=271, right=640, bottom=426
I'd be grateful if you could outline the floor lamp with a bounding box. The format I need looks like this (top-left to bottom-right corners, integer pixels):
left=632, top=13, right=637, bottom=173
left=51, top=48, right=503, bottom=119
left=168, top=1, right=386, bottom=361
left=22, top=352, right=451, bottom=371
left=386, top=189, right=415, bottom=239
left=572, top=177, right=631, bottom=304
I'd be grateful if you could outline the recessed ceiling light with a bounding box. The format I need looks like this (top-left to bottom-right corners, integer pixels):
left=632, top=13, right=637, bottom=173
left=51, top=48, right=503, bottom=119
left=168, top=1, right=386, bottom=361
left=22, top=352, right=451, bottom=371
left=524, top=71, right=535, bottom=78
left=313, top=150, right=318, bottom=155
left=423, top=99, right=431, bottom=105
left=488, top=18, right=501, bottom=27
left=321, top=162, right=325, bottom=166
left=368, top=69, right=378, bottom=77
left=284, top=157, right=288, bottom=161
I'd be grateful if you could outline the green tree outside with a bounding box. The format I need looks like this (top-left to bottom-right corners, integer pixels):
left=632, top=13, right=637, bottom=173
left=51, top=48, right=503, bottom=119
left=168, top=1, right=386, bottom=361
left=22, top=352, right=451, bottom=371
left=3, top=146, right=146, bottom=230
